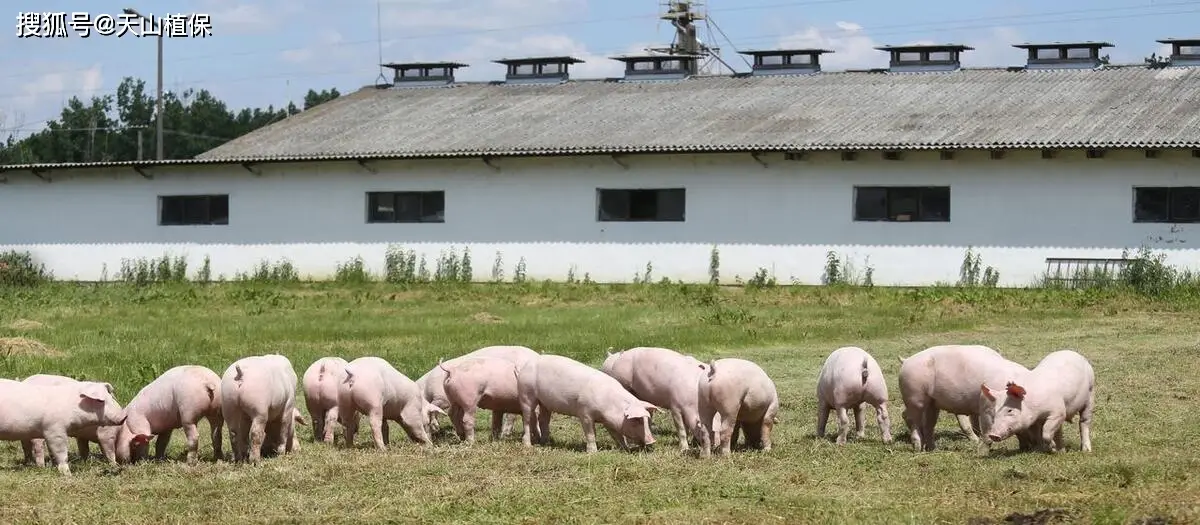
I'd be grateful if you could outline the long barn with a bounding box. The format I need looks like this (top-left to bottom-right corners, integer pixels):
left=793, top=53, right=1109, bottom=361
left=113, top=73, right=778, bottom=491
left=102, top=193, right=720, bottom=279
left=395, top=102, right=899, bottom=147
left=2, top=40, right=1200, bottom=286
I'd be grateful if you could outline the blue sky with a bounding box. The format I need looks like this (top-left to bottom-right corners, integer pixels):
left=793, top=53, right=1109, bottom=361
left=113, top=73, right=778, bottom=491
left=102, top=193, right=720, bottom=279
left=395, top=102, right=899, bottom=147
left=1, top=0, right=1196, bottom=140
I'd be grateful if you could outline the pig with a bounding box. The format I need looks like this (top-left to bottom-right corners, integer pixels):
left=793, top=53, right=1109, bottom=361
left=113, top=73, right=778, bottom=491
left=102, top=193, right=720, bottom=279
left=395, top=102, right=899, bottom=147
left=337, top=356, right=446, bottom=450
left=980, top=349, right=1095, bottom=453
left=815, top=346, right=892, bottom=445
left=438, top=356, right=527, bottom=445
left=0, top=379, right=127, bottom=475
left=302, top=357, right=348, bottom=444
left=114, top=365, right=225, bottom=465
left=416, top=345, right=538, bottom=435
left=516, top=353, right=659, bottom=453
left=897, top=344, right=1039, bottom=453
left=695, top=358, right=780, bottom=457
left=600, top=346, right=709, bottom=451
left=21, top=374, right=120, bottom=466
left=220, top=354, right=300, bottom=464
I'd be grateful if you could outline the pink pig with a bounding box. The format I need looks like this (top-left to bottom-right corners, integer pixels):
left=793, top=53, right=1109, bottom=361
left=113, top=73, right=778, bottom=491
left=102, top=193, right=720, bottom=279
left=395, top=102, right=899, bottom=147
left=0, top=379, right=127, bottom=475
left=438, top=356, right=527, bottom=445
left=600, top=346, right=709, bottom=451
left=114, top=365, right=225, bottom=465
left=695, top=358, right=780, bottom=457
left=815, top=346, right=892, bottom=445
left=220, top=354, right=300, bottom=464
left=337, top=356, right=446, bottom=450
left=980, top=349, right=1096, bottom=453
left=517, top=353, right=658, bottom=453
left=302, top=357, right=348, bottom=444
left=416, top=345, right=538, bottom=435
left=20, top=374, right=120, bottom=466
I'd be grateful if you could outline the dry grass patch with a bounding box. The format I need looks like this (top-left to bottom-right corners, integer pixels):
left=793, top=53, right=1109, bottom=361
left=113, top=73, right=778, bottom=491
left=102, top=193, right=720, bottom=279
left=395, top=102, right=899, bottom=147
left=5, top=319, right=45, bottom=330
left=0, top=337, right=64, bottom=357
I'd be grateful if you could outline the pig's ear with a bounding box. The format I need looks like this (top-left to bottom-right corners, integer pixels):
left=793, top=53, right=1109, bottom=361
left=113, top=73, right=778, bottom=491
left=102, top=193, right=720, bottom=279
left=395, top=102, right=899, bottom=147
left=1005, top=382, right=1027, bottom=400
left=80, top=384, right=109, bottom=403
left=641, top=401, right=660, bottom=415
left=425, top=403, right=447, bottom=417
left=980, top=383, right=997, bottom=401
left=103, top=382, right=115, bottom=394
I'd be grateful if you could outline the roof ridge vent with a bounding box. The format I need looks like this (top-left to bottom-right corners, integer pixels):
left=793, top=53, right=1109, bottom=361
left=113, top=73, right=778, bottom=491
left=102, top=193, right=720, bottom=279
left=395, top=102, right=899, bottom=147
left=1156, top=38, right=1200, bottom=67
left=609, top=53, right=702, bottom=82
left=493, top=56, right=583, bottom=85
left=1012, top=41, right=1113, bottom=70
left=875, top=44, right=972, bottom=72
left=381, top=62, right=467, bottom=88
left=737, top=48, right=833, bottom=76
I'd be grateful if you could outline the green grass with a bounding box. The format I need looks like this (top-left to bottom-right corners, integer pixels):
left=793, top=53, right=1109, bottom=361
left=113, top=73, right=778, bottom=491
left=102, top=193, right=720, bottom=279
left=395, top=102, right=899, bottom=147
left=1, top=281, right=1198, bottom=524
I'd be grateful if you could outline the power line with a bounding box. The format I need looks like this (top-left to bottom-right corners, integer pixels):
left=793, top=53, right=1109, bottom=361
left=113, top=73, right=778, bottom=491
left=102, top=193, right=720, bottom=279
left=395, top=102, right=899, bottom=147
left=0, top=3, right=1193, bottom=120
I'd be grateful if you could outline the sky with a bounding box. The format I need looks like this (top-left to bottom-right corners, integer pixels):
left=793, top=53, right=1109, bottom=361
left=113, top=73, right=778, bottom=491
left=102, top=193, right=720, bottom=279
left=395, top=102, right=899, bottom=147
left=0, top=0, right=1196, bottom=141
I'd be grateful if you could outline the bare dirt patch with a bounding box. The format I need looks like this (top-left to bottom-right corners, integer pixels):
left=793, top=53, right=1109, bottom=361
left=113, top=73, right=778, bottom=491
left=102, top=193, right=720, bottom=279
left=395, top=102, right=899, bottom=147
left=968, top=508, right=1072, bottom=525
left=5, top=319, right=45, bottom=330
left=0, top=337, right=65, bottom=357
left=470, top=312, right=504, bottom=324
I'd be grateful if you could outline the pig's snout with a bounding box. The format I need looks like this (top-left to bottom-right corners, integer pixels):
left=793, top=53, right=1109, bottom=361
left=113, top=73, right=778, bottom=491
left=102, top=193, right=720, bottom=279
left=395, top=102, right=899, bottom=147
left=986, top=433, right=1001, bottom=442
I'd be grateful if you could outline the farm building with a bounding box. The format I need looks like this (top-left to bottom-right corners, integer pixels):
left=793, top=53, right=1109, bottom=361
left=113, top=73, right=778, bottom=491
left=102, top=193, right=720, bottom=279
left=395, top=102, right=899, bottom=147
left=2, top=39, right=1200, bottom=286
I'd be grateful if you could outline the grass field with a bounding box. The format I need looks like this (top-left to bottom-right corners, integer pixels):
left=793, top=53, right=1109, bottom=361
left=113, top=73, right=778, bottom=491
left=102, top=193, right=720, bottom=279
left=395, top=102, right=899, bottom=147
left=1, top=280, right=1198, bottom=524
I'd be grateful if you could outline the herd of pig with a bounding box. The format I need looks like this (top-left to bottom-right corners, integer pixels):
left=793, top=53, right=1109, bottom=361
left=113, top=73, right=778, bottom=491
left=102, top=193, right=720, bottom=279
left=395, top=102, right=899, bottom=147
left=0, top=342, right=1096, bottom=477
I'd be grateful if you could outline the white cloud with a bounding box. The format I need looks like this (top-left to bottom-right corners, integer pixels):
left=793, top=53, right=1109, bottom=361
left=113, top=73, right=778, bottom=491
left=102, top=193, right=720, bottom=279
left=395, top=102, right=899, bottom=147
left=200, top=0, right=304, bottom=35
left=777, top=21, right=1028, bottom=71
left=380, top=0, right=585, bottom=32
left=0, top=63, right=105, bottom=136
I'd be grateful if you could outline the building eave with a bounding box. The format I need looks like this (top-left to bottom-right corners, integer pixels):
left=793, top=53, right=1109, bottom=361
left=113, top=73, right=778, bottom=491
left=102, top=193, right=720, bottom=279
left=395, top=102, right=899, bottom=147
left=4, top=142, right=1200, bottom=174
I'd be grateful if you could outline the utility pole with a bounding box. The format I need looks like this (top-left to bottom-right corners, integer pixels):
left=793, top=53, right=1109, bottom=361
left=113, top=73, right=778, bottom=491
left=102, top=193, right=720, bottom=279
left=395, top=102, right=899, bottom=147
left=123, top=7, right=164, bottom=160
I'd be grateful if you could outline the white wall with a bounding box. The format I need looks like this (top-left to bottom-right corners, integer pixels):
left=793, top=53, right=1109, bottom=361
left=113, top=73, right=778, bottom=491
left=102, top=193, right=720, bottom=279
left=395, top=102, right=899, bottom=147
left=2, top=150, right=1199, bottom=286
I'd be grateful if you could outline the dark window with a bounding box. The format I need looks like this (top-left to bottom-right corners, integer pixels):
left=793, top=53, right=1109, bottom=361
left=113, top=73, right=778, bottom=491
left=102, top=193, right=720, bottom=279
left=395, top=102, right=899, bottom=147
left=159, top=195, right=229, bottom=226
left=853, top=186, right=950, bottom=222
left=366, top=191, right=445, bottom=223
left=597, top=188, right=685, bottom=222
left=1134, top=187, right=1200, bottom=223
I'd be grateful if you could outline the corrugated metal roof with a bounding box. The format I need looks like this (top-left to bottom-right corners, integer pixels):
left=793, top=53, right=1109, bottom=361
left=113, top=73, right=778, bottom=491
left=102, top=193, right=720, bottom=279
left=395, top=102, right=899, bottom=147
left=4, top=65, right=1200, bottom=172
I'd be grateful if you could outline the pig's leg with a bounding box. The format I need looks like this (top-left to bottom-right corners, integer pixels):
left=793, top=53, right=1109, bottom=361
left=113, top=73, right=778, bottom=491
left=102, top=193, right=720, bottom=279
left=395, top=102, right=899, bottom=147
left=670, top=408, right=689, bottom=451
left=21, top=439, right=41, bottom=467
left=207, top=412, right=224, bottom=461
left=919, top=407, right=939, bottom=452
left=853, top=404, right=866, bottom=439
left=500, top=412, right=517, bottom=438
left=341, top=409, right=359, bottom=449
left=717, top=413, right=736, bottom=456
left=283, top=411, right=296, bottom=454
left=815, top=400, right=830, bottom=439
left=248, top=416, right=267, bottom=463
left=520, top=401, right=536, bottom=447
left=580, top=417, right=599, bottom=453
left=449, top=405, right=466, bottom=441
left=76, top=437, right=91, bottom=461
left=491, top=411, right=505, bottom=441
left=323, top=407, right=339, bottom=444
left=154, top=430, right=173, bottom=460
left=957, top=414, right=980, bottom=442
left=682, top=408, right=703, bottom=449
left=1079, top=395, right=1094, bottom=452
left=460, top=405, right=478, bottom=445
left=381, top=418, right=391, bottom=446
left=759, top=415, right=774, bottom=452
left=835, top=407, right=850, bottom=445
left=309, top=406, right=325, bottom=444
left=46, top=433, right=72, bottom=476
left=536, top=404, right=552, bottom=445
left=368, top=410, right=387, bottom=451
left=1040, top=413, right=1064, bottom=453
left=182, top=422, right=200, bottom=464
left=875, top=402, right=893, bottom=444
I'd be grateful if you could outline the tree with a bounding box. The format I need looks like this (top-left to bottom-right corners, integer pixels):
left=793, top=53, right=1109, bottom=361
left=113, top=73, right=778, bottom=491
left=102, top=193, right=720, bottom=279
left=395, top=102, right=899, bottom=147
left=0, top=76, right=344, bottom=164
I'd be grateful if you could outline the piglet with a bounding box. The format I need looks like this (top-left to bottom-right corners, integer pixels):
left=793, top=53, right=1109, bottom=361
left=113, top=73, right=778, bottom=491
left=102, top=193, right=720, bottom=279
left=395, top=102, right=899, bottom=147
left=115, top=365, right=225, bottom=465
left=516, top=353, right=658, bottom=453
left=0, top=379, right=127, bottom=475
left=816, top=346, right=892, bottom=445
left=416, top=345, right=538, bottom=435
left=696, top=358, right=780, bottom=457
left=220, top=354, right=300, bottom=464
left=980, top=349, right=1095, bottom=453
left=337, top=356, right=445, bottom=450
left=21, top=374, right=120, bottom=466
left=438, top=356, right=526, bottom=445
left=302, top=357, right=348, bottom=444
left=600, top=346, right=709, bottom=451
